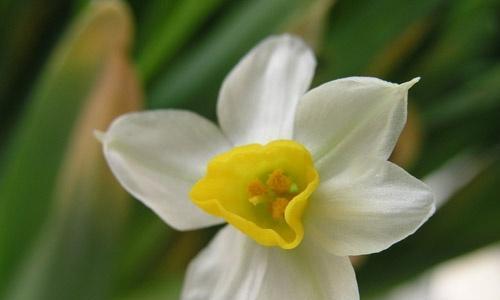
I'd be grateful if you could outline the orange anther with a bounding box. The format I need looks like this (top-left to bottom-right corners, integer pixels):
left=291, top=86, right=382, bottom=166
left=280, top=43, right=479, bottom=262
left=248, top=179, right=267, bottom=196
left=271, top=198, right=290, bottom=219
left=266, top=169, right=292, bottom=194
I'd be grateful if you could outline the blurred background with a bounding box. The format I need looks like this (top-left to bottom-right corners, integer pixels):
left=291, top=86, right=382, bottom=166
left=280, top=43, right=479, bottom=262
left=0, top=0, right=499, bottom=299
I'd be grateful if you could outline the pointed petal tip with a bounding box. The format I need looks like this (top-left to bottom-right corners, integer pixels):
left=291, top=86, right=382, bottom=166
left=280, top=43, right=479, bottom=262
left=399, top=77, right=421, bottom=90
left=93, top=129, right=106, bottom=143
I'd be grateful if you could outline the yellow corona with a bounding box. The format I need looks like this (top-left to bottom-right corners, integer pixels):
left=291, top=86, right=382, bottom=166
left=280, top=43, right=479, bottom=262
left=190, top=140, right=319, bottom=249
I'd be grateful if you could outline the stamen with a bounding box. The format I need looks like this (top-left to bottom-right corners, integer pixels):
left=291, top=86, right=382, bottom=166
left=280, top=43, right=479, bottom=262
left=248, top=179, right=267, bottom=196
left=271, top=198, right=290, bottom=219
left=266, top=169, right=292, bottom=194
left=248, top=179, right=268, bottom=206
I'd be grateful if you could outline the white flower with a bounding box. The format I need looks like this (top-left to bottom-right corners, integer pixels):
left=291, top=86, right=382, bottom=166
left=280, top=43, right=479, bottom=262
left=98, top=35, right=435, bottom=300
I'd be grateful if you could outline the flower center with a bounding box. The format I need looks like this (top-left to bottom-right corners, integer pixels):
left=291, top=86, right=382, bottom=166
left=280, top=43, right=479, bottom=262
left=247, top=169, right=299, bottom=219
left=190, top=140, right=319, bottom=249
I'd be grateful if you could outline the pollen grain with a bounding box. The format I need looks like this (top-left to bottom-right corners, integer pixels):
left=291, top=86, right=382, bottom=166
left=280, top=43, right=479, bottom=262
left=248, top=179, right=267, bottom=196
left=266, top=169, right=292, bottom=194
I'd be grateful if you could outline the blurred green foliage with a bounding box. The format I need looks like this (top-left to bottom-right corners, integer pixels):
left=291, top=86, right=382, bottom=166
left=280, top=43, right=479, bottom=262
left=0, top=0, right=499, bottom=299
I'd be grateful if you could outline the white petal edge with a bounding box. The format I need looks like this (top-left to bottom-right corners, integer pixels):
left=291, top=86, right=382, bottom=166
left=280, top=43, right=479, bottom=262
left=218, top=34, right=316, bottom=145
left=100, top=110, right=230, bottom=230
left=305, top=158, right=435, bottom=256
left=294, top=76, right=419, bottom=180
left=182, top=226, right=359, bottom=300
left=181, top=226, right=266, bottom=300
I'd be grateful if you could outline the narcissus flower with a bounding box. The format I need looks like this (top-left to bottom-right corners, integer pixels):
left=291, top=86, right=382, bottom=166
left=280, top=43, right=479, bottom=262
left=98, top=35, right=434, bottom=300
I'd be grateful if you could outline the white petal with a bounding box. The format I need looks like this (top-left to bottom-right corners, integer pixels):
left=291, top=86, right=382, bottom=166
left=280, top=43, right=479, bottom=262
left=294, top=77, right=419, bottom=180
left=218, top=34, right=316, bottom=145
left=182, top=226, right=359, bottom=300
left=255, top=243, right=359, bottom=300
left=181, top=226, right=267, bottom=300
left=101, top=110, right=230, bottom=230
left=305, top=158, right=435, bottom=256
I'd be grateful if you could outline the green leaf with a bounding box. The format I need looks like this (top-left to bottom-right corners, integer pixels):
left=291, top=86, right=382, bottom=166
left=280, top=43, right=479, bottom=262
left=114, top=212, right=173, bottom=291
left=320, top=0, right=445, bottom=79
left=411, top=64, right=500, bottom=176
left=0, top=0, right=71, bottom=143
left=147, top=0, right=313, bottom=118
left=410, top=0, right=499, bottom=99
left=135, top=0, right=227, bottom=82
left=0, top=0, right=136, bottom=296
left=116, top=275, right=183, bottom=300
left=423, top=64, right=500, bottom=128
